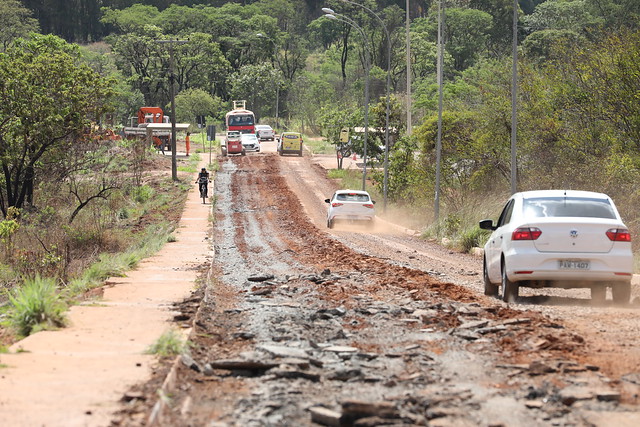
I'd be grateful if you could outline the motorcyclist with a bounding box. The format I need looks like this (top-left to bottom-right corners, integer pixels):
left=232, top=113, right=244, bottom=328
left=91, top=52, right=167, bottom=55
left=196, top=168, right=210, bottom=198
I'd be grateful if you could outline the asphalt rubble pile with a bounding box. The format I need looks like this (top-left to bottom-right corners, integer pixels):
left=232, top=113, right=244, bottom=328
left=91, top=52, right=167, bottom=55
left=171, top=270, right=636, bottom=426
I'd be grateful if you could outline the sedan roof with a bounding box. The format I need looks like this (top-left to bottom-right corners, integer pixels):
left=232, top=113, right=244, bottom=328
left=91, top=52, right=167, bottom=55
left=517, top=190, right=610, bottom=200
left=334, top=189, right=371, bottom=196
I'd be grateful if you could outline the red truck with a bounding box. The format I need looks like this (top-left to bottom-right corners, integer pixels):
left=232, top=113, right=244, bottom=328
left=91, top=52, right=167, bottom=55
left=221, top=131, right=245, bottom=156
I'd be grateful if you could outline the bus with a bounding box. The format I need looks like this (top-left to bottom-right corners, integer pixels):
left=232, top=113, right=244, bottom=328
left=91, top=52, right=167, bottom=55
left=225, top=100, right=255, bottom=134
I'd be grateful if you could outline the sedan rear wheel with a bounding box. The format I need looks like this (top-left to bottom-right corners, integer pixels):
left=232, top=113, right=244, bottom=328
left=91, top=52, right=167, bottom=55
left=483, top=258, right=499, bottom=297
left=501, top=263, right=519, bottom=303
left=327, top=218, right=334, bottom=229
left=612, top=282, right=631, bottom=304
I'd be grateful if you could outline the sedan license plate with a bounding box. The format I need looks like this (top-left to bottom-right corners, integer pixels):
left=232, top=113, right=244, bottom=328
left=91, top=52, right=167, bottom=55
left=558, top=260, right=590, bottom=270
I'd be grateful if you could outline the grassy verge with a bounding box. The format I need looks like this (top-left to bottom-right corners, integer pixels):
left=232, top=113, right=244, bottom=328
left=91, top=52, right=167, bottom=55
left=1, top=162, right=190, bottom=339
left=145, top=329, right=189, bottom=357
left=65, top=222, right=175, bottom=296
left=304, top=137, right=334, bottom=155
left=420, top=197, right=498, bottom=253
left=178, top=152, right=202, bottom=173
left=6, top=276, right=67, bottom=336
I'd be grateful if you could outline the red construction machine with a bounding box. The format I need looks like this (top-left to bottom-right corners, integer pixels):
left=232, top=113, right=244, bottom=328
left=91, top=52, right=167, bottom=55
left=123, top=107, right=172, bottom=150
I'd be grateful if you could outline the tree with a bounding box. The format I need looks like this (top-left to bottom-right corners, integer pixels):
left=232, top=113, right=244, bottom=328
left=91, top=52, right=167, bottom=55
left=229, top=63, right=284, bottom=120
left=369, top=94, right=404, bottom=163
left=58, top=140, right=122, bottom=224
left=585, top=0, right=640, bottom=30
left=0, top=0, right=39, bottom=51
left=318, top=103, right=361, bottom=170
left=0, top=34, right=114, bottom=217
left=22, top=0, right=107, bottom=42
left=174, top=88, right=224, bottom=128
left=444, top=8, right=493, bottom=71
left=523, top=0, right=602, bottom=33
left=469, top=0, right=520, bottom=56
left=522, top=29, right=583, bottom=62
left=288, top=72, right=333, bottom=134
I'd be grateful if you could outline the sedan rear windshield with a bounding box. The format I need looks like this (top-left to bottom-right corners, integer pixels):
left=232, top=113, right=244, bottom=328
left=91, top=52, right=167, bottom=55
left=336, top=193, right=370, bottom=202
left=523, top=197, right=617, bottom=219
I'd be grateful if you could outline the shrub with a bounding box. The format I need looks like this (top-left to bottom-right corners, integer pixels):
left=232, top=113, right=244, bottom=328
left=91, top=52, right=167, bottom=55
left=145, top=329, right=188, bottom=357
left=7, top=276, right=67, bottom=336
left=132, top=185, right=154, bottom=203
left=459, top=226, right=490, bottom=253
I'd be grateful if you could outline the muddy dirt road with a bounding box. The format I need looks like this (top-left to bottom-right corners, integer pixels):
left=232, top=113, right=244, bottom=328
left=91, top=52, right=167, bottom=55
left=118, top=144, right=640, bottom=426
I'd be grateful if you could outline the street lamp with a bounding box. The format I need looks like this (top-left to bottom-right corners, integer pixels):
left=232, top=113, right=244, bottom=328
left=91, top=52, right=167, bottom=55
left=257, top=33, right=281, bottom=132
left=322, top=8, right=371, bottom=191
left=338, top=0, right=391, bottom=211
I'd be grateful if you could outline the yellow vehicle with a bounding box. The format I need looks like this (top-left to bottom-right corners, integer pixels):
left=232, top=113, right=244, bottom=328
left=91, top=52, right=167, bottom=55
left=277, top=132, right=303, bottom=156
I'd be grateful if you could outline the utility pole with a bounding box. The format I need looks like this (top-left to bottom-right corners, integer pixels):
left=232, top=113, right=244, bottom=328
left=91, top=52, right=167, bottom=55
left=511, top=0, right=518, bottom=194
left=434, top=0, right=444, bottom=221
left=156, top=39, right=188, bottom=181
left=405, top=0, right=412, bottom=135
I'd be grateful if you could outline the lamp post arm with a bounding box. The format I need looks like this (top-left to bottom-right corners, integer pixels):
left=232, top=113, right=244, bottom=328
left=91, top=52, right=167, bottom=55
left=339, top=0, right=390, bottom=42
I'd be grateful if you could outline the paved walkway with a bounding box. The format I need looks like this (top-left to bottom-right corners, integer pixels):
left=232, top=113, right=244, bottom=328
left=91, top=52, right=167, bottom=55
left=0, top=165, right=211, bottom=426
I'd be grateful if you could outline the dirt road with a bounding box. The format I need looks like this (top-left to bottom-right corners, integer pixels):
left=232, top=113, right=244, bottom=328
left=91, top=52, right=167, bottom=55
left=110, top=141, right=640, bottom=426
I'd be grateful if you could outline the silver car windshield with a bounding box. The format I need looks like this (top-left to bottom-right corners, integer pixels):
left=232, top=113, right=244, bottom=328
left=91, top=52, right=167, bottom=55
left=523, top=197, right=616, bottom=219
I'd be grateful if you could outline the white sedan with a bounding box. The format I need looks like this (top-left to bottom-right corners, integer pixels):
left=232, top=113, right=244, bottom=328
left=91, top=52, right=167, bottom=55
left=241, top=133, right=260, bottom=152
left=325, top=190, right=375, bottom=229
left=479, top=190, right=633, bottom=304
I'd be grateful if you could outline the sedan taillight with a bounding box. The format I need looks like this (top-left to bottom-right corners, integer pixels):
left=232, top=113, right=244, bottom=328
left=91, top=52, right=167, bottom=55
left=331, top=203, right=343, bottom=207
left=512, top=227, right=542, bottom=240
left=363, top=204, right=374, bottom=208
left=606, top=228, right=631, bottom=242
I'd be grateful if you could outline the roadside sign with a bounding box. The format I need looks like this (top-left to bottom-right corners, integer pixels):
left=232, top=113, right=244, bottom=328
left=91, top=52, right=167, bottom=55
left=340, top=128, right=349, bottom=143
left=206, top=125, right=216, bottom=141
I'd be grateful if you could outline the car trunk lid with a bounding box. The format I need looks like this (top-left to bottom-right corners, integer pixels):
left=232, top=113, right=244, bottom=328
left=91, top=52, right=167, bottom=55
left=528, top=218, right=621, bottom=253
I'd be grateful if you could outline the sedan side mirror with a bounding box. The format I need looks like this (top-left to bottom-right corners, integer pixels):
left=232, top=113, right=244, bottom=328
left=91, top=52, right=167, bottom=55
left=479, top=219, right=496, bottom=231
left=372, top=200, right=376, bottom=204
left=324, top=199, right=331, bottom=203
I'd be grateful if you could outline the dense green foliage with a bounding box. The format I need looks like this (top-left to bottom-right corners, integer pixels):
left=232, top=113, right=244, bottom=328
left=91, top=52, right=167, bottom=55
left=0, top=0, right=39, bottom=51
left=0, top=0, right=639, bottom=246
left=0, top=34, right=115, bottom=216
